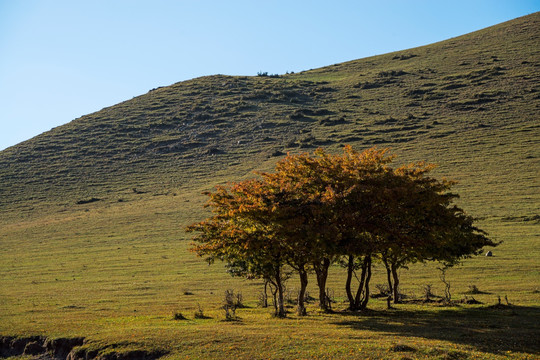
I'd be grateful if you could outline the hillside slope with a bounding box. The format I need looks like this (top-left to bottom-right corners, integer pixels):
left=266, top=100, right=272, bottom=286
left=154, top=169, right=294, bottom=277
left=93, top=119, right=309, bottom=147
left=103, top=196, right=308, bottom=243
left=0, top=12, right=538, bottom=223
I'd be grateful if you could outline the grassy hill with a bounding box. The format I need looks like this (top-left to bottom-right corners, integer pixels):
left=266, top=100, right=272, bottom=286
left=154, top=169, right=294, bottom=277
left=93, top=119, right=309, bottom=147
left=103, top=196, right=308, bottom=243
left=0, top=13, right=539, bottom=360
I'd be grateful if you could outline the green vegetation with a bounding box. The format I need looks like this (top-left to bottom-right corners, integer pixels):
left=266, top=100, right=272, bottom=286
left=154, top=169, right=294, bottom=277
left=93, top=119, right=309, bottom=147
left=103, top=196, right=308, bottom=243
left=0, top=13, right=539, bottom=359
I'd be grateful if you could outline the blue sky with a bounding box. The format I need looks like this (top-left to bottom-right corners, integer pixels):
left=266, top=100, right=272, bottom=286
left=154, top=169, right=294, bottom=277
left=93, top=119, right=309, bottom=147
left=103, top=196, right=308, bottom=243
left=0, top=1, right=538, bottom=151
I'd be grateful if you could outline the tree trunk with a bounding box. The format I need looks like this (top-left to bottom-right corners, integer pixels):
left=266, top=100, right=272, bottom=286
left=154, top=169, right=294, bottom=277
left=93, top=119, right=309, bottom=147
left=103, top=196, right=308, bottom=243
left=262, top=279, right=269, bottom=308
left=269, top=282, right=278, bottom=314
left=274, top=266, right=286, bottom=317
left=314, top=258, right=331, bottom=311
left=354, top=256, right=369, bottom=308
left=359, top=256, right=372, bottom=310
left=439, top=266, right=451, bottom=302
left=345, top=255, right=355, bottom=310
left=391, top=262, right=400, bottom=304
left=297, top=267, right=308, bottom=316
left=383, top=257, right=393, bottom=299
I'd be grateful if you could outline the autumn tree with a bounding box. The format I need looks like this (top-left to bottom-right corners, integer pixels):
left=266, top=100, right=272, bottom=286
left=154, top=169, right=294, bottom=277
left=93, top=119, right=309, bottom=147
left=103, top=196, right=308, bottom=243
left=259, top=150, right=342, bottom=313
left=187, top=175, right=332, bottom=317
left=300, top=146, right=396, bottom=311
left=187, top=145, right=496, bottom=315
left=259, top=146, right=395, bottom=312
left=373, top=162, right=498, bottom=303
left=187, top=179, right=289, bottom=317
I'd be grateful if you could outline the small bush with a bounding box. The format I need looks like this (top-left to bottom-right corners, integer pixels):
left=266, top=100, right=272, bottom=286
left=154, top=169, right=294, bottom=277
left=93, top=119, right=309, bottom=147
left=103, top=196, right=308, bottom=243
left=172, top=311, right=187, bottom=320
left=303, top=291, right=316, bottom=303
left=286, top=139, right=297, bottom=148
left=258, top=291, right=268, bottom=308
left=236, top=291, right=246, bottom=308
left=375, top=284, right=391, bottom=296
left=257, top=71, right=280, bottom=78
left=325, top=288, right=335, bottom=304
left=422, top=284, right=436, bottom=300
left=194, top=304, right=209, bottom=319
left=390, top=344, right=417, bottom=352
left=76, top=197, right=101, bottom=205
left=223, top=289, right=244, bottom=320
left=284, top=288, right=294, bottom=305
left=464, top=284, right=489, bottom=294
left=459, top=295, right=482, bottom=304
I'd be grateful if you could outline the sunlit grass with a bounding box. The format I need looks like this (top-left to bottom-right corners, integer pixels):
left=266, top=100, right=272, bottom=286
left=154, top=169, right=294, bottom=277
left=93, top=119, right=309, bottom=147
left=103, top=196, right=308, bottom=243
left=0, top=12, right=538, bottom=359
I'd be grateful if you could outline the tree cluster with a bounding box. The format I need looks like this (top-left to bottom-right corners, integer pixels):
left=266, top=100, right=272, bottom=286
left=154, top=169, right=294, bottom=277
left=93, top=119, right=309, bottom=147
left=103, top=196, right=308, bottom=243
left=186, top=146, right=496, bottom=317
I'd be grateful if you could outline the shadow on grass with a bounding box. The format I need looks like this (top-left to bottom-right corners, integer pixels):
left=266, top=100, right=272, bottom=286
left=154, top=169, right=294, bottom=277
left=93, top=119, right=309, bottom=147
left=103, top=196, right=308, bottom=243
left=333, top=304, right=540, bottom=355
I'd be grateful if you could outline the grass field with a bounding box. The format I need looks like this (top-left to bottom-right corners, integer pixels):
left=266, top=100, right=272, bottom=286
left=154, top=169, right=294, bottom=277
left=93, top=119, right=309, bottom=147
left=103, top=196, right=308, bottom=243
left=1, top=188, right=538, bottom=359
left=0, top=13, right=539, bottom=360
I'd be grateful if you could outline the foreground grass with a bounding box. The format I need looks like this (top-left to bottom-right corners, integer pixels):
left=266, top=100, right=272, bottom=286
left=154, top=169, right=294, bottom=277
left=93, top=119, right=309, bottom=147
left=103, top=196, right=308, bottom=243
left=1, top=192, right=538, bottom=359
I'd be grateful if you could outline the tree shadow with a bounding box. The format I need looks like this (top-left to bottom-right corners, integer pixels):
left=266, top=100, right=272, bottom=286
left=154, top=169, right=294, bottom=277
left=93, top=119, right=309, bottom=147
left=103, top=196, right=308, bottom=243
left=332, top=304, right=540, bottom=355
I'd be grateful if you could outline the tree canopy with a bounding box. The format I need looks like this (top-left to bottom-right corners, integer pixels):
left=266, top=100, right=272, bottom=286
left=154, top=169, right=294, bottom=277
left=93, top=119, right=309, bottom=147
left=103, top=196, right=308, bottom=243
left=187, top=146, right=497, bottom=316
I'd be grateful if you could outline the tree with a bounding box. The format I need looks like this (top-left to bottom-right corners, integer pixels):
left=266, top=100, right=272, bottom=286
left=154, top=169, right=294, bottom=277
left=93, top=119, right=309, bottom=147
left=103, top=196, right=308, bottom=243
left=187, top=179, right=289, bottom=317
left=259, top=146, right=394, bottom=312
left=187, top=175, right=332, bottom=317
left=310, top=146, right=393, bottom=311
left=259, top=150, right=341, bottom=313
left=187, top=145, right=497, bottom=315
left=374, top=162, right=498, bottom=303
